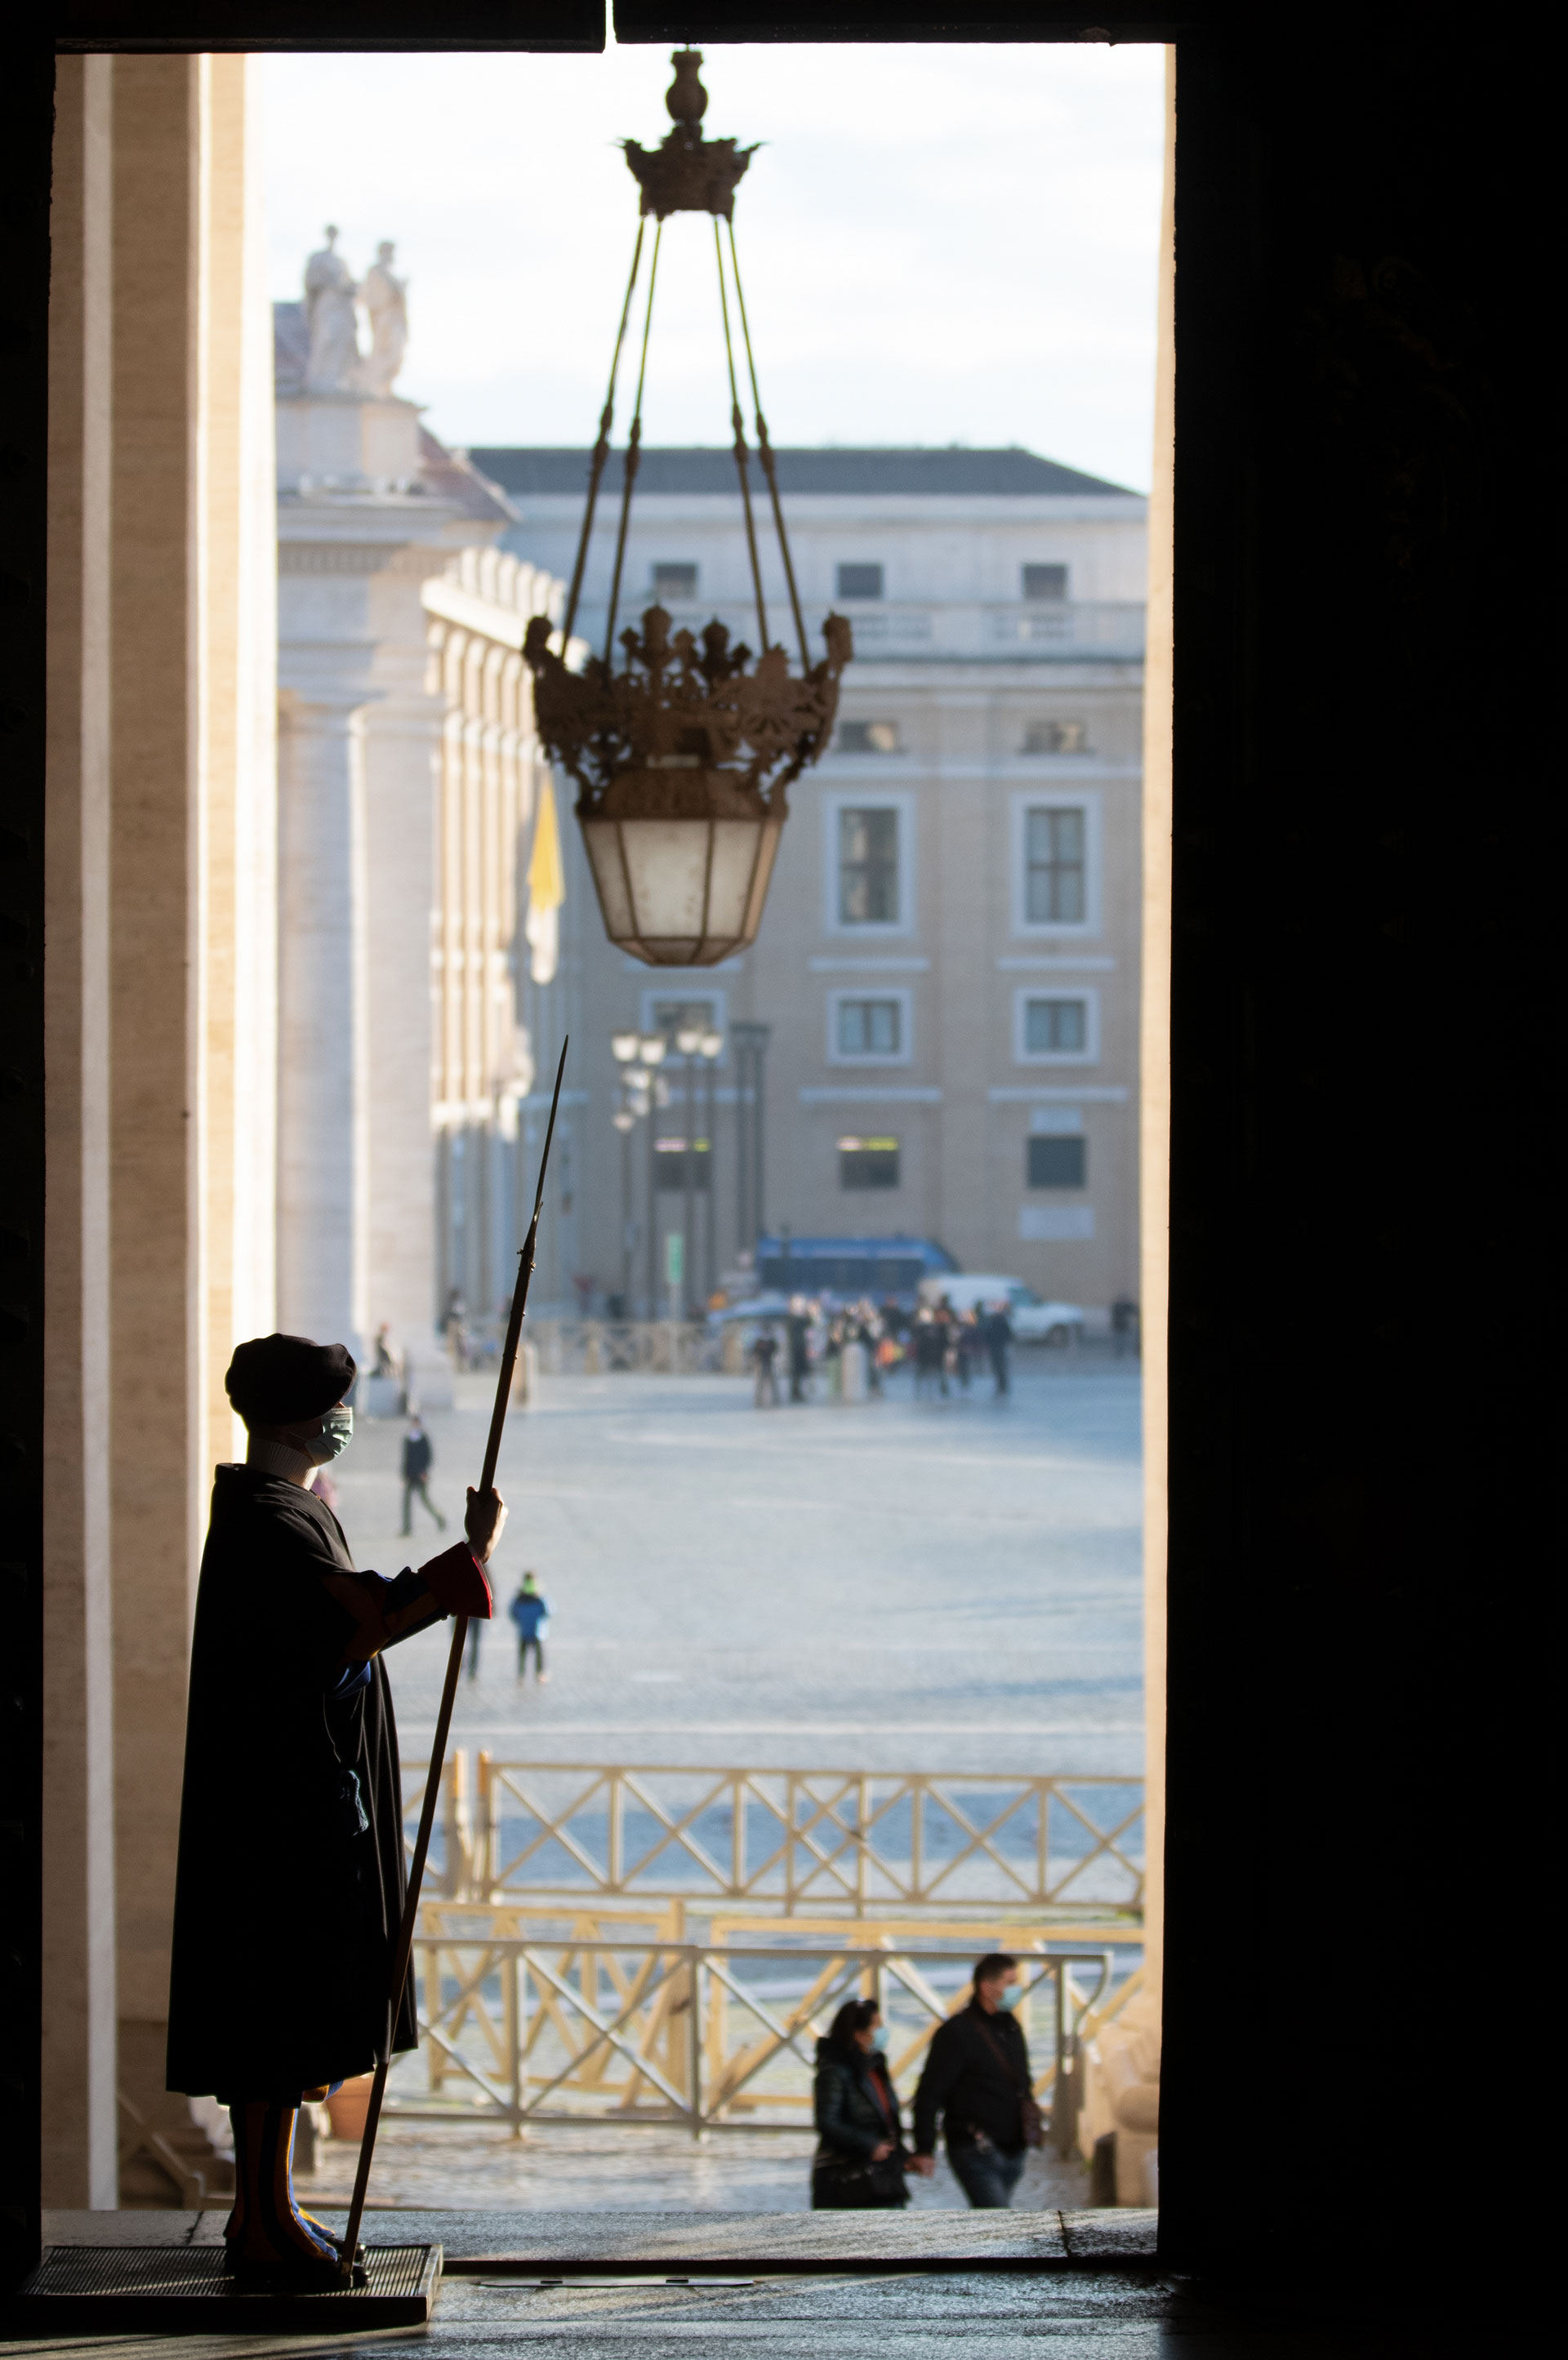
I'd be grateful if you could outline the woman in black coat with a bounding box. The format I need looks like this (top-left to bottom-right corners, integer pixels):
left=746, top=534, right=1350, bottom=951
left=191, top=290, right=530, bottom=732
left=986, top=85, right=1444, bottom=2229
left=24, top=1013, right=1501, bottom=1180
left=811, top=1998, right=909, bottom=2208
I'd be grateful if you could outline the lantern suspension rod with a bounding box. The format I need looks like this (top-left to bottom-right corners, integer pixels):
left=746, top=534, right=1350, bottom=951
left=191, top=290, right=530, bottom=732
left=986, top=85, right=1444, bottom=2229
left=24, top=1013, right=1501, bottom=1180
left=604, top=217, right=664, bottom=665
left=562, top=220, right=646, bottom=649
left=713, top=220, right=769, bottom=654
left=725, top=219, right=809, bottom=670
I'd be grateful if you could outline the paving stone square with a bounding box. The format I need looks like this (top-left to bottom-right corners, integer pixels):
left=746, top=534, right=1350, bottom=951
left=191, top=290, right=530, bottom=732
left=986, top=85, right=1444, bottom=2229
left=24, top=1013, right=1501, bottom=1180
left=332, top=1354, right=1145, bottom=1777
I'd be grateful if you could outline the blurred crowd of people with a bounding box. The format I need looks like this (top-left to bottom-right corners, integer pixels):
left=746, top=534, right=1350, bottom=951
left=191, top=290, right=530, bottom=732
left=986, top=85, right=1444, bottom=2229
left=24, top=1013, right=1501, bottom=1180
left=750, top=1293, right=1013, bottom=1407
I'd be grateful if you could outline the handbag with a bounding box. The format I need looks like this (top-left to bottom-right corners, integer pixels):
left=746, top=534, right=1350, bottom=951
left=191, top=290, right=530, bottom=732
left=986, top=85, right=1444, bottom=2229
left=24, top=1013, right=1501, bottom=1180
left=811, top=2148, right=908, bottom=2206
left=975, top=2015, right=1045, bottom=2150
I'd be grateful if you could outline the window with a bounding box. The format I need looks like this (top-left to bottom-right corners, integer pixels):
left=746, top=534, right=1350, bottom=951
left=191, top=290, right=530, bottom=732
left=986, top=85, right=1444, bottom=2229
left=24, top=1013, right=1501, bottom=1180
left=652, top=562, right=698, bottom=599
left=837, top=563, right=884, bottom=600
left=1027, top=1134, right=1087, bottom=1188
left=839, top=1135, right=901, bottom=1189
left=828, top=987, right=911, bottom=1062
left=839, top=719, right=901, bottom=755
left=1024, top=997, right=1087, bottom=1054
left=1014, top=986, right=1098, bottom=1063
left=835, top=997, right=902, bottom=1057
left=1022, top=719, right=1089, bottom=755
left=646, top=995, right=721, bottom=1040
left=1022, top=563, right=1068, bottom=602
left=1025, top=806, right=1086, bottom=924
left=654, top=1137, right=711, bottom=1190
left=838, top=808, right=900, bottom=924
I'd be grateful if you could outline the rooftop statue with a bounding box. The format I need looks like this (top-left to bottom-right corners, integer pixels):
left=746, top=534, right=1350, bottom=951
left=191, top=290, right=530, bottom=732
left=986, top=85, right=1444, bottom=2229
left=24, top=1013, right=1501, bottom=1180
left=303, top=225, right=361, bottom=394
left=358, top=241, right=408, bottom=398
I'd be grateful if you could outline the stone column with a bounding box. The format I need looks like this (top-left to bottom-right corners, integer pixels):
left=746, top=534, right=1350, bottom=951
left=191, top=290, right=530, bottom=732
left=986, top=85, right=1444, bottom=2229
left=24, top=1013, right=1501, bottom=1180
left=198, top=52, right=278, bottom=1476
left=277, top=694, right=371, bottom=1352
left=43, top=50, right=118, bottom=2211
left=107, top=50, right=206, bottom=2159
left=100, top=51, right=274, bottom=2195
left=362, top=695, right=443, bottom=1356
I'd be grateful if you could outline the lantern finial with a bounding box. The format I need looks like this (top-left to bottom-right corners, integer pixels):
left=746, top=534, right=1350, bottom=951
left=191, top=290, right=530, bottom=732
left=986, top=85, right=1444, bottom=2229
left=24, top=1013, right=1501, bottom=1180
left=623, top=47, right=758, bottom=220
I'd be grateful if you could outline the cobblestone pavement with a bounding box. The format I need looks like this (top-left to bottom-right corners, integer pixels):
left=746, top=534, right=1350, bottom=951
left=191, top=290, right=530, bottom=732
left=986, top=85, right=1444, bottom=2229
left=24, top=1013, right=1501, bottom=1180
left=296, top=2120, right=1091, bottom=2215
left=332, top=1353, right=1144, bottom=1778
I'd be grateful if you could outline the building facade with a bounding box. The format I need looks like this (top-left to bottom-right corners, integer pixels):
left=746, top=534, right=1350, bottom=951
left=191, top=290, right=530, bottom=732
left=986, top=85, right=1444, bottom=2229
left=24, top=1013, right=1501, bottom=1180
left=274, top=284, right=555, bottom=1383
left=421, top=546, right=570, bottom=1330
left=478, top=446, right=1147, bottom=1316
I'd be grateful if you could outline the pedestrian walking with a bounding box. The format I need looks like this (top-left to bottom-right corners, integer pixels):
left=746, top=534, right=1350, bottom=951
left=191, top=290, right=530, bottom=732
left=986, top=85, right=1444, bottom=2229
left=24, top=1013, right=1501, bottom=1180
left=910, top=1953, right=1040, bottom=2208
left=857, top=1301, right=885, bottom=1398
left=984, top=1302, right=1013, bottom=1398
left=786, top=1298, right=813, bottom=1403
left=510, top=1570, right=551, bottom=1685
left=400, top=1415, right=447, bottom=1536
left=466, top=1615, right=483, bottom=1681
left=751, top=1326, right=780, bottom=1407
left=912, top=1310, right=944, bottom=1399
left=810, top=1999, right=909, bottom=2210
left=1111, top=1294, right=1140, bottom=1359
left=955, top=1310, right=978, bottom=1392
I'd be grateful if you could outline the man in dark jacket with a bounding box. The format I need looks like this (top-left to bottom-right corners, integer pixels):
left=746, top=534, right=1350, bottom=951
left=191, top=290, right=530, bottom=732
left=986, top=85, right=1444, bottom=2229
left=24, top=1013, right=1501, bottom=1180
left=911, top=1952, right=1032, bottom=2207
left=166, top=1332, right=502, bottom=2283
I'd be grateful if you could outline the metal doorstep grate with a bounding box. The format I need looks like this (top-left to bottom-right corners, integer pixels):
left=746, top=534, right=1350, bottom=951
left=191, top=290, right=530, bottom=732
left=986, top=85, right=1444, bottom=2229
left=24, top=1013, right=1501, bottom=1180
left=3, top=2242, right=442, bottom=2334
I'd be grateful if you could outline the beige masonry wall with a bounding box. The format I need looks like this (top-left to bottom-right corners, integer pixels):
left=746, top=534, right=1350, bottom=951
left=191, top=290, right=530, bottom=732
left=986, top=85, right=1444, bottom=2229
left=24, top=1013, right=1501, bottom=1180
left=1139, top=47, right=1175, bottom=2006
left=43, top=51, right=276, bottom=2202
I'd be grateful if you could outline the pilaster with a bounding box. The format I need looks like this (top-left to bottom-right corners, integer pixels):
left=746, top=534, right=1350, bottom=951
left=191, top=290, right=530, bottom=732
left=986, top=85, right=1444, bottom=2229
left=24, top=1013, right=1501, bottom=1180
left=42, top=50, right=118, bottom=2211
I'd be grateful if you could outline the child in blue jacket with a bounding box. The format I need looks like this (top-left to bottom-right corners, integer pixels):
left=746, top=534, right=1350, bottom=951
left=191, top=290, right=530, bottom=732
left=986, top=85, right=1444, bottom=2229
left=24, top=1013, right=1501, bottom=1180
left=509, top=1570, right=551, bottom=1684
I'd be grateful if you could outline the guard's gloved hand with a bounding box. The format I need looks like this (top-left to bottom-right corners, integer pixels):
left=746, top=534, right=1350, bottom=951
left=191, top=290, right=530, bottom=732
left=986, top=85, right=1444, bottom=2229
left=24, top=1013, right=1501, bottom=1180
left=419, top=1541, right=494, bottom=1620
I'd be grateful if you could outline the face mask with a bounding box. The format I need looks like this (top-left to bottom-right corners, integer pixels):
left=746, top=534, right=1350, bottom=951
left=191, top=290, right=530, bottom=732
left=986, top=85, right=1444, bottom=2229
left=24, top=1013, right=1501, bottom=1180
left=315, top=1406, right=354, bottom=1463
left=995, top=1982, right=1024, bottom=2010
left=869, top=2022, right=889, bottom=2050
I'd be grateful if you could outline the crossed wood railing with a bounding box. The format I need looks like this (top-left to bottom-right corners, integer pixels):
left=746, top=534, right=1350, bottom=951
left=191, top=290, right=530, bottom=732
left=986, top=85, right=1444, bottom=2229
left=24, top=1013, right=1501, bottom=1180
left=382, top=1900, right=1143, bottom=2140
left=402, top=1756, right=1146, bottom=1916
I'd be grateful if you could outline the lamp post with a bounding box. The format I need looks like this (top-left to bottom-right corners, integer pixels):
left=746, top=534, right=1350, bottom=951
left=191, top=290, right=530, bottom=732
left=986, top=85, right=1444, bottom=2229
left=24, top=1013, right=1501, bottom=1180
left=697, top=1026, right=723, bottom=1301
left=730, top=1021, right=770, bottom=1267
left=675, top=1022, right=704, bottom=1319
left=610, top=1030, right=644, bottom=1313
left=636, top=1031, right=667, bottom=1316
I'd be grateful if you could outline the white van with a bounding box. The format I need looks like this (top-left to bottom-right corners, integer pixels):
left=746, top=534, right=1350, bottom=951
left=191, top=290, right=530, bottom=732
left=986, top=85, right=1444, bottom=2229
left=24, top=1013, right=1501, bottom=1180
left=916, top=1274, right=1085, bottom=1345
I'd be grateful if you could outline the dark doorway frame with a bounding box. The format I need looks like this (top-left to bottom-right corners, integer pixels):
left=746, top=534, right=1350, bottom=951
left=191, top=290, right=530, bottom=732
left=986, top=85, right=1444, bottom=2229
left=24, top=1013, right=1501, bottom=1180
left=5, top=0, right=1555, bottom=2303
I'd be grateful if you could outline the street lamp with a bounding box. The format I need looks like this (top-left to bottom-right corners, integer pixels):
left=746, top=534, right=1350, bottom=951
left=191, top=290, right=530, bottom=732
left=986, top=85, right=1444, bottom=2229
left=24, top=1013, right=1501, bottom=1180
left=729, top=1021, right=770, bottom=1268
left=693, top=1026, right=724, bottom=1301
left=610, top=1029, right=666, bottom=1313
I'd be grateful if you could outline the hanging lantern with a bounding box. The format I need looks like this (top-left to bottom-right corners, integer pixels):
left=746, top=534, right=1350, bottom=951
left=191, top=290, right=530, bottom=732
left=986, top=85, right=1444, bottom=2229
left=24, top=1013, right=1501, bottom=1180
left=523, top=48, right=852, bottom=968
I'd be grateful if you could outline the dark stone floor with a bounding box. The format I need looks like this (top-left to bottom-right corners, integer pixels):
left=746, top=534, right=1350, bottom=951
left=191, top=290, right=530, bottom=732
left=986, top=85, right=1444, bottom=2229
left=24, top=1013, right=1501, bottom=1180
left=28, top=2209, right=1509, bottom=2355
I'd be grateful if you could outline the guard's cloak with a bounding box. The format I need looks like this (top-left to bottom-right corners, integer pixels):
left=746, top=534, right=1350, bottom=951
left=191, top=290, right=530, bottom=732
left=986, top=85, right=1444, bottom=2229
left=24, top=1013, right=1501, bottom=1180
left=166, top=1464, right=418, bottom=2100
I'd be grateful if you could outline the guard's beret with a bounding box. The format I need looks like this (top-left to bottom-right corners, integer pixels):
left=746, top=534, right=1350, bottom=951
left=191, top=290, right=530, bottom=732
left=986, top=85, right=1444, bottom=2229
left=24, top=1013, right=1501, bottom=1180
left=225, top=1333, right=356, bottom=1425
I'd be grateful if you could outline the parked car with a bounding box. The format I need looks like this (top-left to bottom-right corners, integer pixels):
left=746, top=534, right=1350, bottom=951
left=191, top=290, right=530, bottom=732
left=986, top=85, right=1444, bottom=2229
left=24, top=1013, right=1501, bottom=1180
left=917, top=1273, right=1085, bottom=1346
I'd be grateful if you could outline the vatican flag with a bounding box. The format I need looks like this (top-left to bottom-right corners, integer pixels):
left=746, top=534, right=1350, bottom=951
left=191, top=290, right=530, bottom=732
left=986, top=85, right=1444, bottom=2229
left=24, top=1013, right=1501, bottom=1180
left=524, top=776, right=565, bottom=984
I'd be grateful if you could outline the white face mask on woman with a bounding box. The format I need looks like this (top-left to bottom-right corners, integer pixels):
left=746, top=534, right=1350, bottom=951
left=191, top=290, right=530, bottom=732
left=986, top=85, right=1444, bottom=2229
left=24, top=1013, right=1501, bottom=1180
left=311, top=1406, right=354, bottom=1464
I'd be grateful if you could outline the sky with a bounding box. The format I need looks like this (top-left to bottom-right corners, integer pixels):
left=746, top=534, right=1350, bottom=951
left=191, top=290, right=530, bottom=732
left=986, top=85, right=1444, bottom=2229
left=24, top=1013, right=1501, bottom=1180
left=264, top=40, right=1165, bottom=493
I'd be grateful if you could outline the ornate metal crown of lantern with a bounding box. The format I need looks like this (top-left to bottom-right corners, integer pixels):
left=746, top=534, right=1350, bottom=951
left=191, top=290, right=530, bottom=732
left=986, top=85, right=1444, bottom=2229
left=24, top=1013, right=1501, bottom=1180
left=523, top=48, right=852, bottom=968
